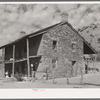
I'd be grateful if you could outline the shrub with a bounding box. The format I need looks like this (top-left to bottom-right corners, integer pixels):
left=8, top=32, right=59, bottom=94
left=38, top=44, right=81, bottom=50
left=14, top=73, right=23, bottom=81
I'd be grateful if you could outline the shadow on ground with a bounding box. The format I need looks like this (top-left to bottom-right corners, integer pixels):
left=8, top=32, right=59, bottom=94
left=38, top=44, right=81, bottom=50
left=84, top=83, right=100, bottom=86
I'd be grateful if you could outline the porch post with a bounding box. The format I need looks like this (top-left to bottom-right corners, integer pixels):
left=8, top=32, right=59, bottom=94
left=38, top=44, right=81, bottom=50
left=2, top=47, right=5, bottom=77
left=94, top=54, right=97, bottom=72
left=27, top=38, right=30, bottom=77
left=87, top=60, right=89, bottom=74
left=12, top=44, right=15, bottom=77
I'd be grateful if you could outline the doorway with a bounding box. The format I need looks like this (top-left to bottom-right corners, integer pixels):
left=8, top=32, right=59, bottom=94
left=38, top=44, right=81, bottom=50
left=29, top=56, right=42, bottom=76
left=5, top=63, right=12, bottom=77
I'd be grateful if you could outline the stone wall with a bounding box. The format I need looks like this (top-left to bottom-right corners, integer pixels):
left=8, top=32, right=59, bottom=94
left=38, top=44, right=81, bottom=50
left=36, top=23, right=83, bottom=78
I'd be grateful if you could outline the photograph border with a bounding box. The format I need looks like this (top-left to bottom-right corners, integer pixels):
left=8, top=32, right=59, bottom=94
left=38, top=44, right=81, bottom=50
left=0, top=0, right=100, bottom=99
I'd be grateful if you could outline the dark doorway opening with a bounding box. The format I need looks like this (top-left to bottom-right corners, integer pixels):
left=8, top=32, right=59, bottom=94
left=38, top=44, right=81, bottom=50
left=5, top=63, right=12, bottom=77
left=15, top=61, right=27, bottom=76
left=30, top=56, right=42, bottom=77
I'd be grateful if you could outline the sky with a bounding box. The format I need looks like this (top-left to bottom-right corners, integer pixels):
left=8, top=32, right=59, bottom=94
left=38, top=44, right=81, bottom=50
left=0, top=4, right=100, bottom=46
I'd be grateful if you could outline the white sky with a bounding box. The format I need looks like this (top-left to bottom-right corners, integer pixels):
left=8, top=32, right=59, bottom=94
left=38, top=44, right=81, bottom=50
left=0, top=4, right=100, bottom=46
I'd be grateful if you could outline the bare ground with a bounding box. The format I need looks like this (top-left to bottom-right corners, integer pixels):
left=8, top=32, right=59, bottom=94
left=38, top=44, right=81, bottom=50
left=0, top=73, right=100, bottom=88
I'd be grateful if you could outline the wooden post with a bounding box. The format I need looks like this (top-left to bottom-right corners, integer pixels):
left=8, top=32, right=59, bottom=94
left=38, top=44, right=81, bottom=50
left=81, top=59, right=83, bottom=84
left=80, top=55, right=84, bottom=84
left=94, top=54, right=96, bottom=72
left=12, top=45, right=15, bottom=77
left=52, top=68, right=55, bottom=84
left=27, top=38, right=30, bottom=77
left=2, top=47, right=5, bottom=77
left=87, top=60, right=89, bottom=74
left=67, top=77, right=69, bottom=85
left=45, top=68, right=48, bottom=80
left=93, top=55, right=95, bottom=73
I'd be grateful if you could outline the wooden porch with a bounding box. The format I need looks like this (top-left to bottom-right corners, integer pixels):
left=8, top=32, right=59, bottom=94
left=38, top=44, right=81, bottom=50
left=1, top=34, right=43, bottom=77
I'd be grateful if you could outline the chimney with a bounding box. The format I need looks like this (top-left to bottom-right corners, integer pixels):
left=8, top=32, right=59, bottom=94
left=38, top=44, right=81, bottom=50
left=19, top=31, right=26, bottom=37
left=61, top=12, right=68, bottom=22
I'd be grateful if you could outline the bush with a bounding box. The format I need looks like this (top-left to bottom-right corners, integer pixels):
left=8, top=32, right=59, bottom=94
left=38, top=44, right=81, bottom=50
left=14, top=73, right=23, bottom=81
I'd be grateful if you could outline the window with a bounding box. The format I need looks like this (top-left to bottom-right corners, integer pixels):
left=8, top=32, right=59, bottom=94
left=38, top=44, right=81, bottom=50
left=72, top=61, right=76, bottom=66
left=98, top=38, right=100, bottom=43
left=53, top=40, right=57, bottom=49
left=71, top=41, right=76, bottom=52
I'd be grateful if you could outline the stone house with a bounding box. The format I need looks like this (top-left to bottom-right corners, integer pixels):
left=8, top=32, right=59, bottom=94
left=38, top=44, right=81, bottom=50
left=0, top=13, right=96, bottom=78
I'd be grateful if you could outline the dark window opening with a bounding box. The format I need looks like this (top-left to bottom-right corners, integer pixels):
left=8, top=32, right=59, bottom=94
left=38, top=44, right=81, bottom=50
left=53, top=40, right=57, bottom=49
left=98, top=38, right=100, bottom=43
left=72, top=61, right=76, bottom=66
left=71, top=41, right=76, bottom=52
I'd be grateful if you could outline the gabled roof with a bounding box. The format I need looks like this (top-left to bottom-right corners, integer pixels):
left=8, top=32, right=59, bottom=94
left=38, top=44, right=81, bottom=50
left=0, top=21, right=97, bottom=54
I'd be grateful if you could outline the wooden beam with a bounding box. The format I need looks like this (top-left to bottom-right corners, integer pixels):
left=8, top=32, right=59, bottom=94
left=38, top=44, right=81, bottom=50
left=2, top=47, right=5, bottom=77
left=80, top=56, right=84, bottom=84
left=12, top=45, right=15, bottom=77
left=27, top=38, right=30, bottom=77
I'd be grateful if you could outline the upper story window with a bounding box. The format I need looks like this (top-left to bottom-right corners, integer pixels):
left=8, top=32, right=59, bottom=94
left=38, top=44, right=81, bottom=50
left=52, top=40, right=57, bottom=49
left=71, top=41, right=76, bottom=52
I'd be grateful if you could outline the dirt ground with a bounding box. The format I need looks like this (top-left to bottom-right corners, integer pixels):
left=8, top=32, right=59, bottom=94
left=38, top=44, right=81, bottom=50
left=0, top=73, right=100, bottom=88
